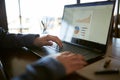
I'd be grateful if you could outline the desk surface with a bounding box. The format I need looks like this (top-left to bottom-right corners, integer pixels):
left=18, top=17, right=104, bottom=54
left=0, top=38, right=120, bottom=80
left=76, top=38, right=120, bottom=80
left=111, top=38, right=120, bottom=60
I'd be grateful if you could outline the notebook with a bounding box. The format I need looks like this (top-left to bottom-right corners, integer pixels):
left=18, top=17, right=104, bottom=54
left=29, top=1, right=115, bottom=63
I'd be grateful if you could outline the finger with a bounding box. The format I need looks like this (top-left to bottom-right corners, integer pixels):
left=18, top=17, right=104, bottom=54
left=67, top=54, right=87, bottom=64
left=40, top=41, right=53, bottom=46
left=57, top=52, right=72, bottom=61
left=70, top=54, right=86, bottom=61
left=64, top=53, right=83, bottom=60
left=65, top=59, right=87, bottom=67
left=76, top=54, right=86, bottom=61
left=67, top=53, right=78, bottom=57
left=45, top=41, right=53, bottom=46
left=46, top=35, right=63, bottom=47
left=72, top=60, right=87, bottom=66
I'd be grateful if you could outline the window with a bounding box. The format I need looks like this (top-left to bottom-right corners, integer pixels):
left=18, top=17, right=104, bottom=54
left=80, top=0, right=107, bottom=3
left=5, top=0, right=76, bottom=35
left=5, top=0, right=109, bottom=34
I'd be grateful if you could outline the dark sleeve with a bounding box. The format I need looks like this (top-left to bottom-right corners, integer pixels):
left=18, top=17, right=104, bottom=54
left=12, top=56, right=66, bottom=80
left=0, top=27, right=39, bottom=48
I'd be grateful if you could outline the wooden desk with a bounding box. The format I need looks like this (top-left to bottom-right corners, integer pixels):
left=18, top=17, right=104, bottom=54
left=76, top=38, right=120, bottom=80
left=0, top=48, right=86, bottom=80
left=0, top=38, right=120, bottom=80
left=111, top=38, right=120, bottom=59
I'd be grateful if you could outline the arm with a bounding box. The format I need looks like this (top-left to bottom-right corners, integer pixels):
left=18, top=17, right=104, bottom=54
left=12, top=52, right=87, bottom=80
left=0, top=27, right=87, bottom=80
left=0, top=27, right=39, bottom=48
left=0, top=27, right=62, bottom=48
left=12, top=56, right=66, bottom=80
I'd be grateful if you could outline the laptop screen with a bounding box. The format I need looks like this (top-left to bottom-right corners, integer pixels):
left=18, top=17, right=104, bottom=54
left=60, top=1, right=115, bottom=52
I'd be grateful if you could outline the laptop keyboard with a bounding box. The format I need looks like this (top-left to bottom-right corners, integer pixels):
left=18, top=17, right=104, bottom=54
left=29, top=41, right=103, bottom=63
left=47, top=42, right=101, bottom=58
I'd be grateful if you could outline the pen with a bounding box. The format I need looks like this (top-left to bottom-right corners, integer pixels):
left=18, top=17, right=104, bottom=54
left=95, top=69, right=119, bottom=75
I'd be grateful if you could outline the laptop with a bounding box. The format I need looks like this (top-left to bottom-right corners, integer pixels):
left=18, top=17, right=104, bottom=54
left=28, top=1, right=115, bottom=63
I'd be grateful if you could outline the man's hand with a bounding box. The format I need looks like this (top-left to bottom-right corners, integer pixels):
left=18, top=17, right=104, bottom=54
left=53, top=51, right=87, bottom=74
left=33, top=35, right=87, bottom=74
left=33, top=35, right=63, bottom=47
